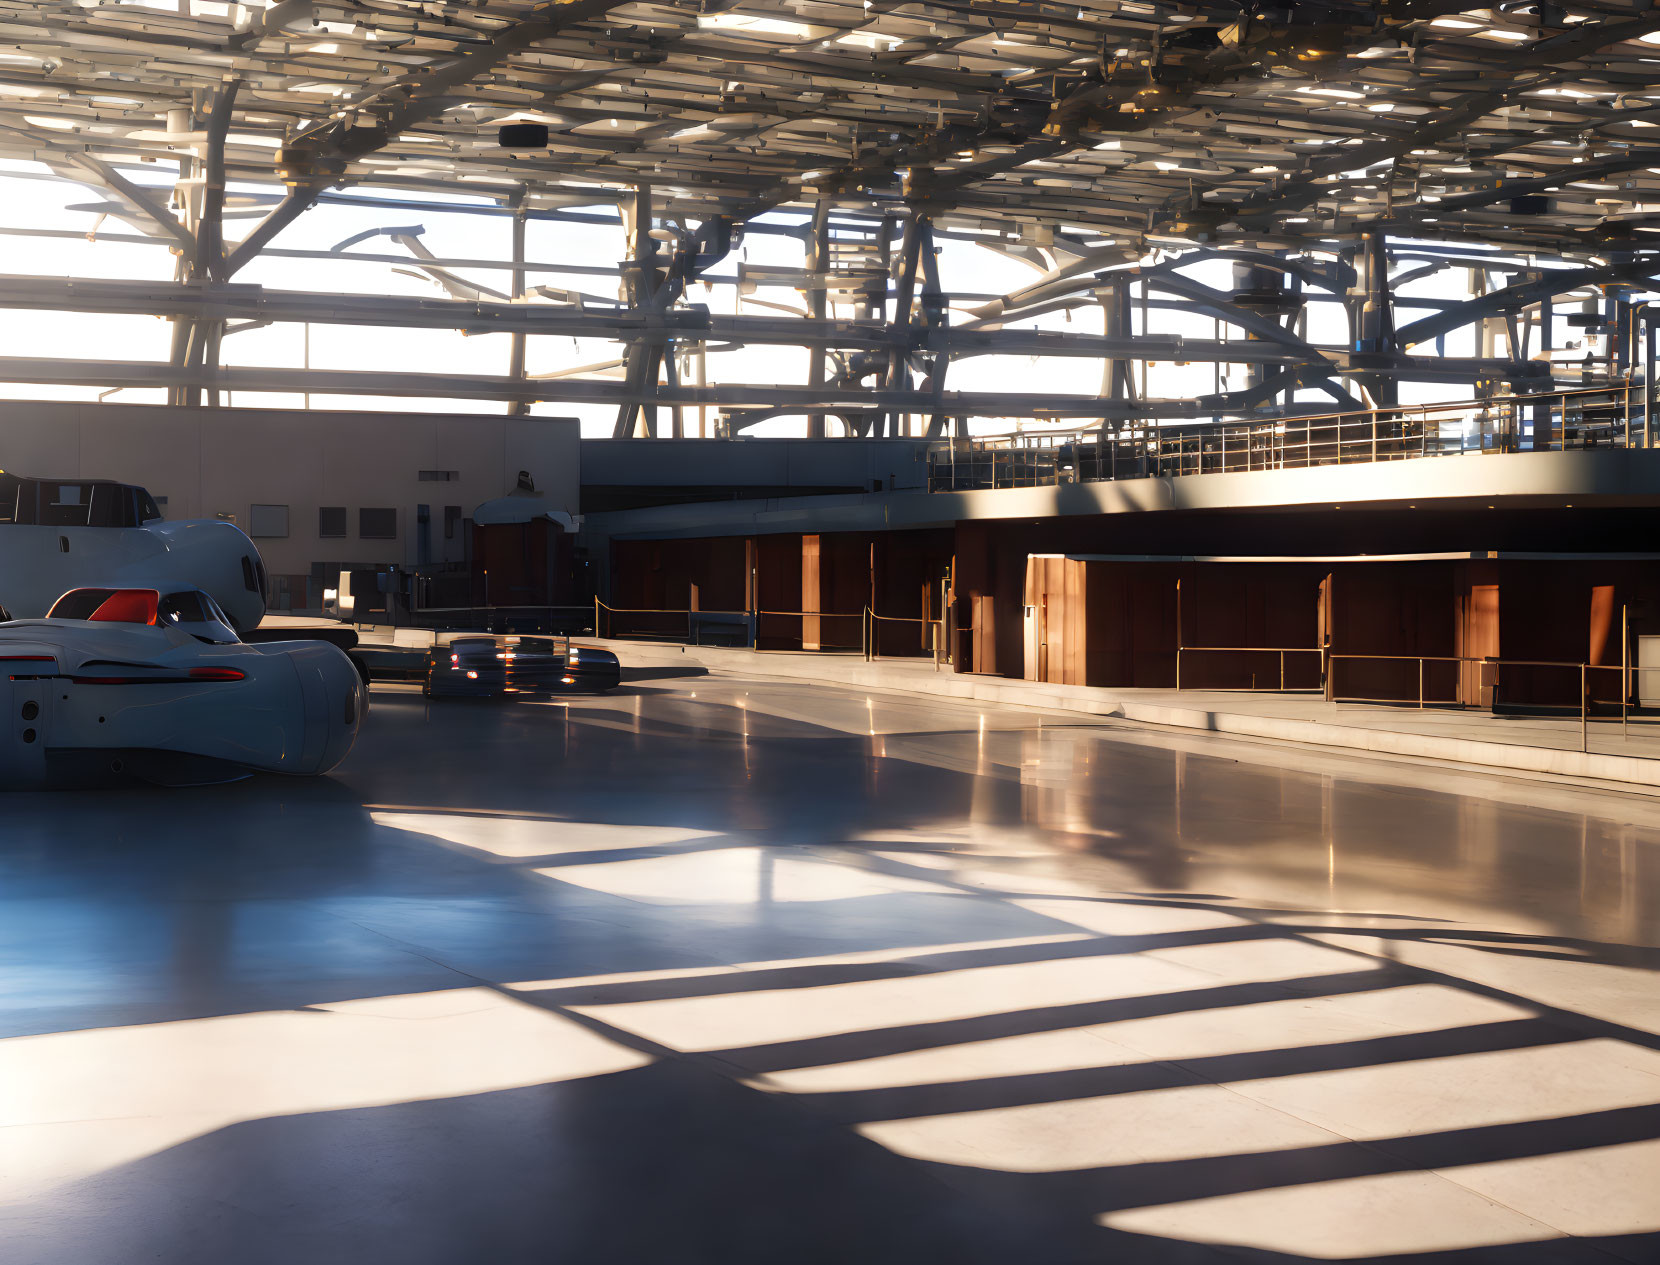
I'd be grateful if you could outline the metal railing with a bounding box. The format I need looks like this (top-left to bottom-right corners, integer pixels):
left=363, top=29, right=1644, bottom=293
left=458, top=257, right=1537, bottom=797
left=867, top=610, right=947, bottom=669
left=1326, top=653, right=1637, bottom=752
left=927, top=385, right=1652, bottom=492
left=406, top=603, right=596, bottom=634
left=755, top=609, right=867, bottom=654
left=589, top=598, right=949, bottom=663
left=594, top=597, right=752, bottom=644
left=1175, top=645, right=1324, bottom=693
left=1175, top=644, right=1642, bottom=752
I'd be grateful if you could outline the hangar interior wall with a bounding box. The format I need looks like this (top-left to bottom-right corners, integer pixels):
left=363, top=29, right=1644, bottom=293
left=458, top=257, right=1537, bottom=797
left=990, top=554, right=1659, bottom=709
left=609, top=529, right=953, bottom=653
left=0, top=400, right=579, bottom=607
left=610, top=515, right=1660, bottom=710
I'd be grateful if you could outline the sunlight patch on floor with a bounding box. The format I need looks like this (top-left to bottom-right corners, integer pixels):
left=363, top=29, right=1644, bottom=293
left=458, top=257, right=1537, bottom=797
left=1217, top=1039, right=1660, bottom=1141
left=757, top=1025, right=1151, bottom=1095
left=857, top=1081, right=1343, bottom=1171
left=536, top=847, right=958, bottom=905
left=1099, top=1169, right=1568, bottom=1258
left=370, top=811, right=720, bottom=859
left=1145, top=936, right=1375, bottom=985
left=0, top=987, right=648, bottom=1204
left=1013, top=896, right=1253, bottom=937
left=1096, top=981, right=1532, bottom=1063
left=1311, top=929, right=1660, bottom=1039
left=1429, top=1137, right=1660, bottom=1241
left=572, top=946, right=1375, bottom=1056
left=758, top=984, right=1530, bottom=1095
left=503, top=934, right=1090, bottom=995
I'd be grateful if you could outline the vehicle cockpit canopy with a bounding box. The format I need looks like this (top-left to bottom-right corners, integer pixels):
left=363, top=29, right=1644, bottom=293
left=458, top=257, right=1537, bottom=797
left=0, top=472, right=163, bottom=528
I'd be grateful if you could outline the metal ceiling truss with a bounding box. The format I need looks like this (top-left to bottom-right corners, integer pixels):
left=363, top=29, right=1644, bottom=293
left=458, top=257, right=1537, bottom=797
left=3, top=1, right=1660, bottom=435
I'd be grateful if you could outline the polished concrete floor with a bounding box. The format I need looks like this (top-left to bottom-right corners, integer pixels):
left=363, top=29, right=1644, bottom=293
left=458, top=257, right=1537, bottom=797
left=2, top=671, right=1658, bottom=1263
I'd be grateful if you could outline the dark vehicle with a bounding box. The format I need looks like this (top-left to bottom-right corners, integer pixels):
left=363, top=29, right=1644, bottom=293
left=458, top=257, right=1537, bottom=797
left=424, top=635, right=621, bottom=697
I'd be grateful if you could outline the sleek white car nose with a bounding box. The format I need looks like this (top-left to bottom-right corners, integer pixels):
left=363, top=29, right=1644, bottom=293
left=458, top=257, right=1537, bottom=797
left=150, top=520, right=268, bottom=633
left=284, top=641, right=365, bottom=775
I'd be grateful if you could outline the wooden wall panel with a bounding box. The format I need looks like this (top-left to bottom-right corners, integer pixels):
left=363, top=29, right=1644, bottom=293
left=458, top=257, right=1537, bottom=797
left=1327, top=562, right=1458, bottom=703
left=801, top=534, right=821, bottom=650
left=1455, top=564, right=1501, bottom=707
left=755, top=533, right=804, bottom=649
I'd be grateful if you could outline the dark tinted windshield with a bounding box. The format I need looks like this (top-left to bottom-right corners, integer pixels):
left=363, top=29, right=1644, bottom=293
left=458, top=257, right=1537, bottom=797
left=161, top=590, right=238, bottom=643
left=47, top=589, right=159, bottom=624
left=201, top=593, right=233, bottom=627
left=160, top=591, right=210, bottom=623
left=48, top=588, right=115, bottom=620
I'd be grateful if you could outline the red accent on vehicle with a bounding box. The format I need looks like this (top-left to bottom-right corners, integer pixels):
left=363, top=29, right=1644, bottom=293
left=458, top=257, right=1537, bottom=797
left=0, top=655, right=54, bottom=661
left=67, top=667, right=246, bottom=685
left=88, top=590, right=159, bottom=625
left=188, top=667, right=246, bottom=681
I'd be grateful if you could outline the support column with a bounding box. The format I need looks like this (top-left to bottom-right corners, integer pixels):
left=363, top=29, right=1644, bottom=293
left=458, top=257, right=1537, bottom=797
left=852, top=217, right=895, bottom=438
left=168, top=100, right=202, bottom=407
left=663, top=339, right=683, bottom=439
left=508, top=197, right=528, bottom=417
left=1353, top=232, right=1398, bottom=408
left=1101, top=279, right=1137, bottom=402
left=1230, top=257, right=1282, bottom=400
left=885, top=214, right=927, bottom=438
left=613, top=184, right=658, bottom=438
left=919, top=223, right=951, bottom=438
left=806, top=198, right=830, bottom=439
left=172, top=81, right=239, bottom=408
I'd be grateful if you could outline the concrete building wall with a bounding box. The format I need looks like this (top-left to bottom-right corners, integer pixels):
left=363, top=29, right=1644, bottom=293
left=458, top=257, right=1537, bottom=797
left=580, top=437, right=929, bottom=511
left=0, top=401, right=579, bottom=599
left=582, top=448, right=1660, bottom=543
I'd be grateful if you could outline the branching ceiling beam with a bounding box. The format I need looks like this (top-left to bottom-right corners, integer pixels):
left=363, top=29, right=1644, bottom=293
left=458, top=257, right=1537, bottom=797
left=0, top=354, right=1537, bottom=417
left=1396, top=259, right=1660, bottom=349
left=1201, top=12, right=1660, bottom=233
left=0, top=120, right=199, bottom=265
left=0, top=271, right=1577, bottom=381
left=224, top=0, right=631, bottom=277
left=199, top=79, right=239, bottom=284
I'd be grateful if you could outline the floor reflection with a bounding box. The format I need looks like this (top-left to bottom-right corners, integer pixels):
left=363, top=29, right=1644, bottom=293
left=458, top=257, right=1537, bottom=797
left=1, top=676, right=1656, bottom=1263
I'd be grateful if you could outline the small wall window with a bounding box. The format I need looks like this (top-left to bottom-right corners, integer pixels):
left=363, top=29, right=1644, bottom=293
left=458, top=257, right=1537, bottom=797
left=248, top=504, right=289, bottom=538
left=418, top=470, right=459, bottom=482
left=444, top=505, right=462, bottom=541
left=319, top=506, right=347, bottom=538
left=359, top=507, right=397, bottom=539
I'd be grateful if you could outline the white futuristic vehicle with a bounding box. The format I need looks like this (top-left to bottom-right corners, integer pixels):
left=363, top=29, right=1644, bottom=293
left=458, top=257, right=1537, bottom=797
left=0, top=471, right=266, bottom=630
left=0, top=587, right=364, bottom=788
